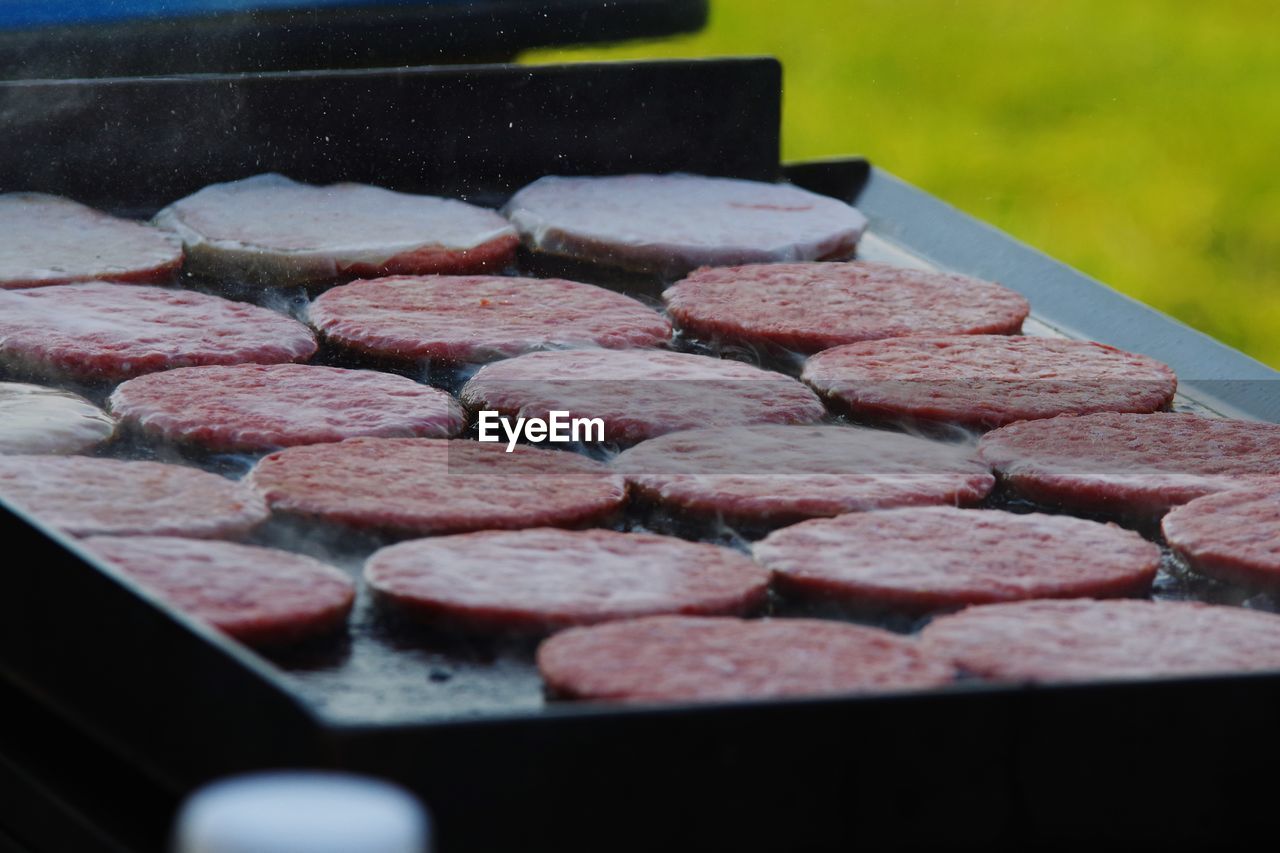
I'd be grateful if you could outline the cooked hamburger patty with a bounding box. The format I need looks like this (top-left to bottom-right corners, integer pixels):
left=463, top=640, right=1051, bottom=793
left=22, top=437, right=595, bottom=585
left=154, top=173, right=517, bottom=284
left=308, top=275, right=671, bottom=363
left=0, top=282, right=316, bottom=382
left=0, top=382, right=116, bottom=455
left=84, top=536, right=354, bottom=647
left=921, top=599, right=1280, bottom=682
left=366, top=528, right=769, bottom=634
left=537, top=615, right=955, bottom=703
left=247, top=438, right=626, bottom=535
left=978, top=412, right=1280, bottom=515
left=1162, top=484, right=1280, bottom=590
left=0, top=193, right=182, bottom=289
left=503, top=173, right=868, bottom=276
left=754, top=506, right=1160, bottom=613
left=0, top=455, right=267, bottom=538
left=664, top=261, right=1029, bottom=352
left=802, top=335, right=1177, bottom=428
left=109, top=364, right=465, bottom=452
left=612, top=424, right=994, bottom=524
left=460, top=349, right=825, bottom=444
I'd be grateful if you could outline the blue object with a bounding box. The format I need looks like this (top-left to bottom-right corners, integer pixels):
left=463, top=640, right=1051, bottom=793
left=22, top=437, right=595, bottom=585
left=0, top=0, right=467, bottom=30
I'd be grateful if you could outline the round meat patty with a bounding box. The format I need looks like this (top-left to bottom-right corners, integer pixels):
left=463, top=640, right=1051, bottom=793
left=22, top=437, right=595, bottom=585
left=460, top=349, right=825, bottom=444
left=0, top=382, right=116, bottom=454
left=754, top=507, right=1160, bottom=614
left=921, top=599, right=1280, bottom=683
left=802, top=335, right=1177, bottom=429
left=0, top=455, right=267, bottom=538
left=366, top=528, right=770, bottom=634
left=537, top=615, right=955, bottom=703
left=83, top=536, right=354, bottom=647
left=0, top=193, right=183, bottom=289
left=308, top=275, right=671, bottom=363
left=248, top=438, right=626, bottom=536
left=109, top=364, right=466, bottom=452
left=612, top=424, right=994, bottom=525
left=502, top=173, right=868, bottom=277
left=0, top=282, right=317, bottom=383
left=978, top=412, right=1280, bottom=516
left=1162, top=484, right=1280, bottom=590
left=664, top=261, right=1030, bottom=353
left=154, top=173, right=518, bottom=285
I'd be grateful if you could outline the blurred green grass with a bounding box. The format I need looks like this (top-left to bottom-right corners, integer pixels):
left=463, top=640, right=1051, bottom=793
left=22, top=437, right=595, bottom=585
left=523, top=0, right=1280, bottom=367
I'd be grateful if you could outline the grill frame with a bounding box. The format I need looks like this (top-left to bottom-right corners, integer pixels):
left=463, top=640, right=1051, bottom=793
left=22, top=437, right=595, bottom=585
left=2, top=58, right=1279, bottom=851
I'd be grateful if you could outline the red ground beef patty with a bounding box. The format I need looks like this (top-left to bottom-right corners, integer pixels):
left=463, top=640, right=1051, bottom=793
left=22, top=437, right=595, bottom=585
left=83, top=536, right=354, bottom=647
left=247, top=438, right=626, bottom=535
left=0, top=282, right=316, bottom=382
left=921, top=599, right=1280, bottom=682
left=612, top=424, right=993, bottom=525
left=978, top=412, right=1280, bottom=516
left=153, top=173, right=517, bottom=284
left=109, top=363, right=466, bottom=452
left=0, top=455, right=267, bottom=538
left=802, top=335, right=1177, bottom=428
left=663, top=261, right=1029, bottom=353
left=308, top=275, right=671, bottom=363
left=502, top=173, right=868, bottom=277
left=754, top=506, right=1160, bottom=614
left=0, top=382, right=116, bottom=455
left=0, top=193, right=183, bottom=289
left=537, top=615, right=955, bottom=703
left=1162, top=484, right=1280, bottom=590
left=365, top=528, right=769, bottom=634
left=459, top=349, right=825, bottom=444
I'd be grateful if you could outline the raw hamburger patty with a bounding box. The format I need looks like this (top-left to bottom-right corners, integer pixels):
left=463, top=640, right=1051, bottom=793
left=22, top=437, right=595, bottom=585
left=921, top=599, right=1280, bottom=682
left=0, top=282, right=316, bottom=382
left=308, top=275, right=671, bottom=363
left=502, top=173, right=868, bottom=277
left=754, top=506, right=1160, bottom=614
left=663, top=261, right=1030, bottom=352
left=612, top=424, right=994, bottom=524
left=109, top=364, right=466, bottom=452
left=0, top=456, right=267, bottom=538
left=537, top=615, right=955, bottom=703
left=978, top=412, right=1280, bottom=516
left=0, top=193, right=183, bottom=288
left=802, top=335, right=1177, bottom=428
left=460, top=349, right=825, bottom=444
left=366, top=528, right=769, bottom=634
left=248, top=438, right=626, bottom=535
left=154, top=173, right=517, bottom=284
left=0, top=382, right=116, bottom=454
left=1162, top=484, right=1280, bottom=589
left=84, top=536, right=354, bottom=647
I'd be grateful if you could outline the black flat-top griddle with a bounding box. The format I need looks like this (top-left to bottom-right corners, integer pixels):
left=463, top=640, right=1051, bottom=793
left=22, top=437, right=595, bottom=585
left=2, top=59, right=1280, bottom=853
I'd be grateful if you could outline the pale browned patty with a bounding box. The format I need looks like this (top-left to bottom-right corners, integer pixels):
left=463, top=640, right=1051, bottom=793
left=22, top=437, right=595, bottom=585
left=538, top=615, right=955, bottom=703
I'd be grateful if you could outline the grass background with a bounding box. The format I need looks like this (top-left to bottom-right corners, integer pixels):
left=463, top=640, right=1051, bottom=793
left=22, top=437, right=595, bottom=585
left=523, top=0, right=1280, bottom=367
